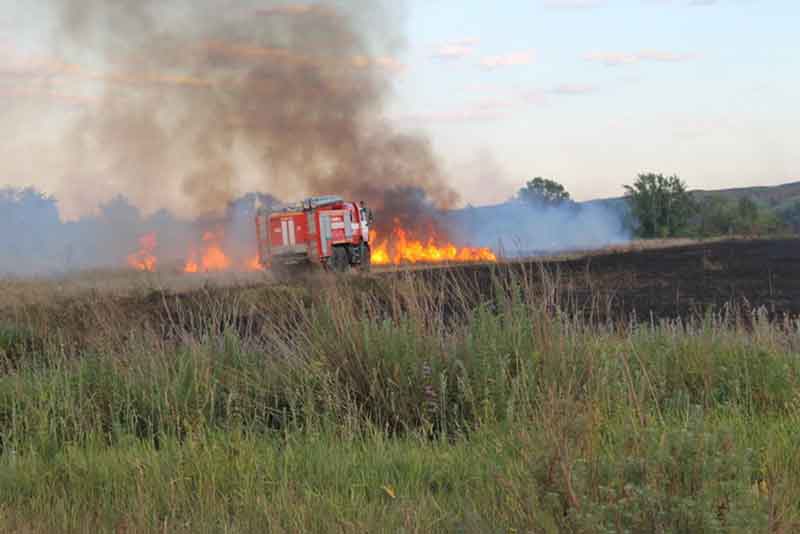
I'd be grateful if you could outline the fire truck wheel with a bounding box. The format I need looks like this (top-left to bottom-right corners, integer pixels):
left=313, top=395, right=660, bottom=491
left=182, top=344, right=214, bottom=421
left=270, top=263, right=291, bottom=283
left=331, top=246, right=350, bottom=272
left=359, top=243, right=371, bottom=272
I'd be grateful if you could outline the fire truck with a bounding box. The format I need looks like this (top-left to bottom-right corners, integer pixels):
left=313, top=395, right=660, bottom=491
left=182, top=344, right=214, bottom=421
left=255, top=195, right=374, bottom=277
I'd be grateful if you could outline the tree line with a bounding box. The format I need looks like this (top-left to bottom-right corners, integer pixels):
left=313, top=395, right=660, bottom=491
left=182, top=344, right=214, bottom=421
left=517, top=174, right=800, bottom=239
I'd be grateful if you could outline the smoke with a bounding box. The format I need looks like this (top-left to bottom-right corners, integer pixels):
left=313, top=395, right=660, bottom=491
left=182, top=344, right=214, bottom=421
left=0, top=185, right=631, bottom=276
left=0, top=1, right=633, bottom=276
left=0, top=186, right=280, bottom=275
left=447, top=199, right=631, bottom=257
left=44, top=0, right=454, bottom=219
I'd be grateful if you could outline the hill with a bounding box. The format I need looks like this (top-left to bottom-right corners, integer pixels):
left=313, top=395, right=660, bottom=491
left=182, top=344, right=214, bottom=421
left=692, top=180, right=800, bottom=209
left=583, top=180, right=800, bottom=210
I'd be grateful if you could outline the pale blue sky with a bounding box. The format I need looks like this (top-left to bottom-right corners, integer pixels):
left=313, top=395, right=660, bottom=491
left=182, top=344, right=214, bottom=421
left=390, top=0, right=799, bottom=203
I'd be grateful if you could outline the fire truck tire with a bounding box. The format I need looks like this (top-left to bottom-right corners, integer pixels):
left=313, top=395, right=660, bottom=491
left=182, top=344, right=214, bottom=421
left=359, top=243, right=371, bottom=272
left=270, top=263, right=291, bottom=283
left=330, top=245, right=350, bottom=272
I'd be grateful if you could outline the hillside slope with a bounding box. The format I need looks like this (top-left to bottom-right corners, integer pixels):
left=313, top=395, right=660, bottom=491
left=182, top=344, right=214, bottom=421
left=584, top=180, right=800, bottom=209
left=692, top=180, right=800, bottom=209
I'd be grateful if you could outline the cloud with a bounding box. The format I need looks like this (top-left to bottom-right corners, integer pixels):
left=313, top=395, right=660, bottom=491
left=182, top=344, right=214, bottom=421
left=431, top=38, right=480, bottom=61
left=549, top=83, right=596, bottom=95
left=398, top=94, right=519, bottom=123
left=397, top=107, right=507, bottom=124
left=688, top=0, right=718, bottom=6
left=396, top=83, right=594, bottom=124
left=544, top=0, right=607, bottom=8
left=479, top=50, right=535, bottom=70
left=584, top=50, right=696, bottom=66
left=639, top=50, right=697, bottom=62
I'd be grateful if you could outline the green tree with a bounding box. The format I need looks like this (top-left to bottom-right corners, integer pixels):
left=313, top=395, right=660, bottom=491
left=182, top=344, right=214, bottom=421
left=736, top=197, right=759, bottom=234
left=517, top=177, right=571, bottom=206
left=694, top=196, right=735, bottom=237
left=779, top=202, right=800, bottom=234
left=624, top=173, right=695, bottom=238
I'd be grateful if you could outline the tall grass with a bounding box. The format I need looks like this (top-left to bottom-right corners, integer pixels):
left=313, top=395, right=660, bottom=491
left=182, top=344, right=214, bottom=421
left=0, top=268, right=799, bottom=533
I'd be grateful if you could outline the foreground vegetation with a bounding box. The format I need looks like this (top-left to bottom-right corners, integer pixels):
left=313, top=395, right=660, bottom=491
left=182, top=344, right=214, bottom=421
left=1, top=269, right=799, bottom=533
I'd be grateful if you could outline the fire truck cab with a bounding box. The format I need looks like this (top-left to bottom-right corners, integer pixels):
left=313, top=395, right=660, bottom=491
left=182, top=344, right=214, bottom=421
left=255, top=195, right=373, bottom=277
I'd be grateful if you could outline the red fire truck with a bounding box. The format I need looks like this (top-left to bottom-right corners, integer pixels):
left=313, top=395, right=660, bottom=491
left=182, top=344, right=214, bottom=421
left=255, top=195, right=374, bottom=277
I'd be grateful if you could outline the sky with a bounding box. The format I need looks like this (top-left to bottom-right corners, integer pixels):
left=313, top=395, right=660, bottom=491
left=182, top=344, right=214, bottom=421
left=395, top=0, right=799, bottom=204
left=0, top=0, right=798, bottom=217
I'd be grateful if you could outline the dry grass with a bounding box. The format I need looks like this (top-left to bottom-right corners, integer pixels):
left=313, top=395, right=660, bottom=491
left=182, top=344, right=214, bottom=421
left=0, top=268, right=274, bottom=309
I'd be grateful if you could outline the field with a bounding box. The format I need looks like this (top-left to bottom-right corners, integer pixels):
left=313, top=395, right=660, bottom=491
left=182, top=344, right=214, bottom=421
left=1, top=238, right=799, bottom=533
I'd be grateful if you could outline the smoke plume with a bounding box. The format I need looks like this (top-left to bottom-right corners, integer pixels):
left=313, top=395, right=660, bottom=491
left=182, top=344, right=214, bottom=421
left=0, top=1, right=633, bottom=276
left=51, top=0, right=454, bottom=218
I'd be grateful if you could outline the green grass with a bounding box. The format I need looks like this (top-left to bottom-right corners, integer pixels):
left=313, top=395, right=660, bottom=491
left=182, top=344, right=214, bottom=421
left=0, top=271, right=799, bottom=533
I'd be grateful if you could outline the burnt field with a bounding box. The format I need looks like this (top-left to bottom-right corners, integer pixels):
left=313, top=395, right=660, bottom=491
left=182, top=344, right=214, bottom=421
left=401, top=237, right=800, bottom=321
left=0, top=237, right=795, bottom=360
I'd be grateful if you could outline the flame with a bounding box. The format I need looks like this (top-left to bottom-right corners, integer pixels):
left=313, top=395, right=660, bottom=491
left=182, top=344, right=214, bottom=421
left=128, top=232, right=157, bottom=271
left=371, top=227, right=497, bottom=266
left=184, top=230, right=232, bottom=273
left=129, top=224, right=492, bottom=275
left=246, top=255, right=262, bottom=271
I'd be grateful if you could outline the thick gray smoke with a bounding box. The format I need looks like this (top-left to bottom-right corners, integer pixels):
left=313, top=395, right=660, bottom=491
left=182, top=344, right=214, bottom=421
left=53, top=0, right=455, bottom=217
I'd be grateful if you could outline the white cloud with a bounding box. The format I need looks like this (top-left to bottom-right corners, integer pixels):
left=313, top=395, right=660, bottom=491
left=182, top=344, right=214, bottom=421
left=550, top=83, right=596, bottom=95
left=584, top=50, right=696, bottom=66
left=395, top=107, right=508, bottom=124
left=396, top=83, right=595, bottom=124
left=479, top=50, right=535, bottom=70
left=638, top=50, right=696, bottom=62
left=431, top=38, right=480, bottom=61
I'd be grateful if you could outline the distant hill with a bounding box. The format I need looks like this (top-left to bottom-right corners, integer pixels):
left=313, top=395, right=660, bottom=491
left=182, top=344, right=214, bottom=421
left=691, top=181, right=800, bottom=210
left=579, top=180, right=800, bottom=211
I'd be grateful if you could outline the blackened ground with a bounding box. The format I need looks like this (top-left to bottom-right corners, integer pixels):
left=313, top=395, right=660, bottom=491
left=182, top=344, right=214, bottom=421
left=3, top=238, right=798, bottom=359
left=401, top=238, right=800, bottom=322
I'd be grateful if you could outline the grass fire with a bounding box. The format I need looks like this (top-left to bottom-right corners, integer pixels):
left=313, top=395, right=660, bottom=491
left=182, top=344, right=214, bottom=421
left=127, top=214, right=498, bottom=276
left=126, top=233, right=158, bottom=272
left=371, top=227, right=497, bottom=266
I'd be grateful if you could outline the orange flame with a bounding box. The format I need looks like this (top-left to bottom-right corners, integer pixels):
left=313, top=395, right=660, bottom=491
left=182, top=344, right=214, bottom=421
left=128, top=232, right=157, bottom=271
left=184, top=230, right=233, bottom=273
left=246, top=255, right=262, bottom=271
left=371, top=227, right=497, bottom=266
